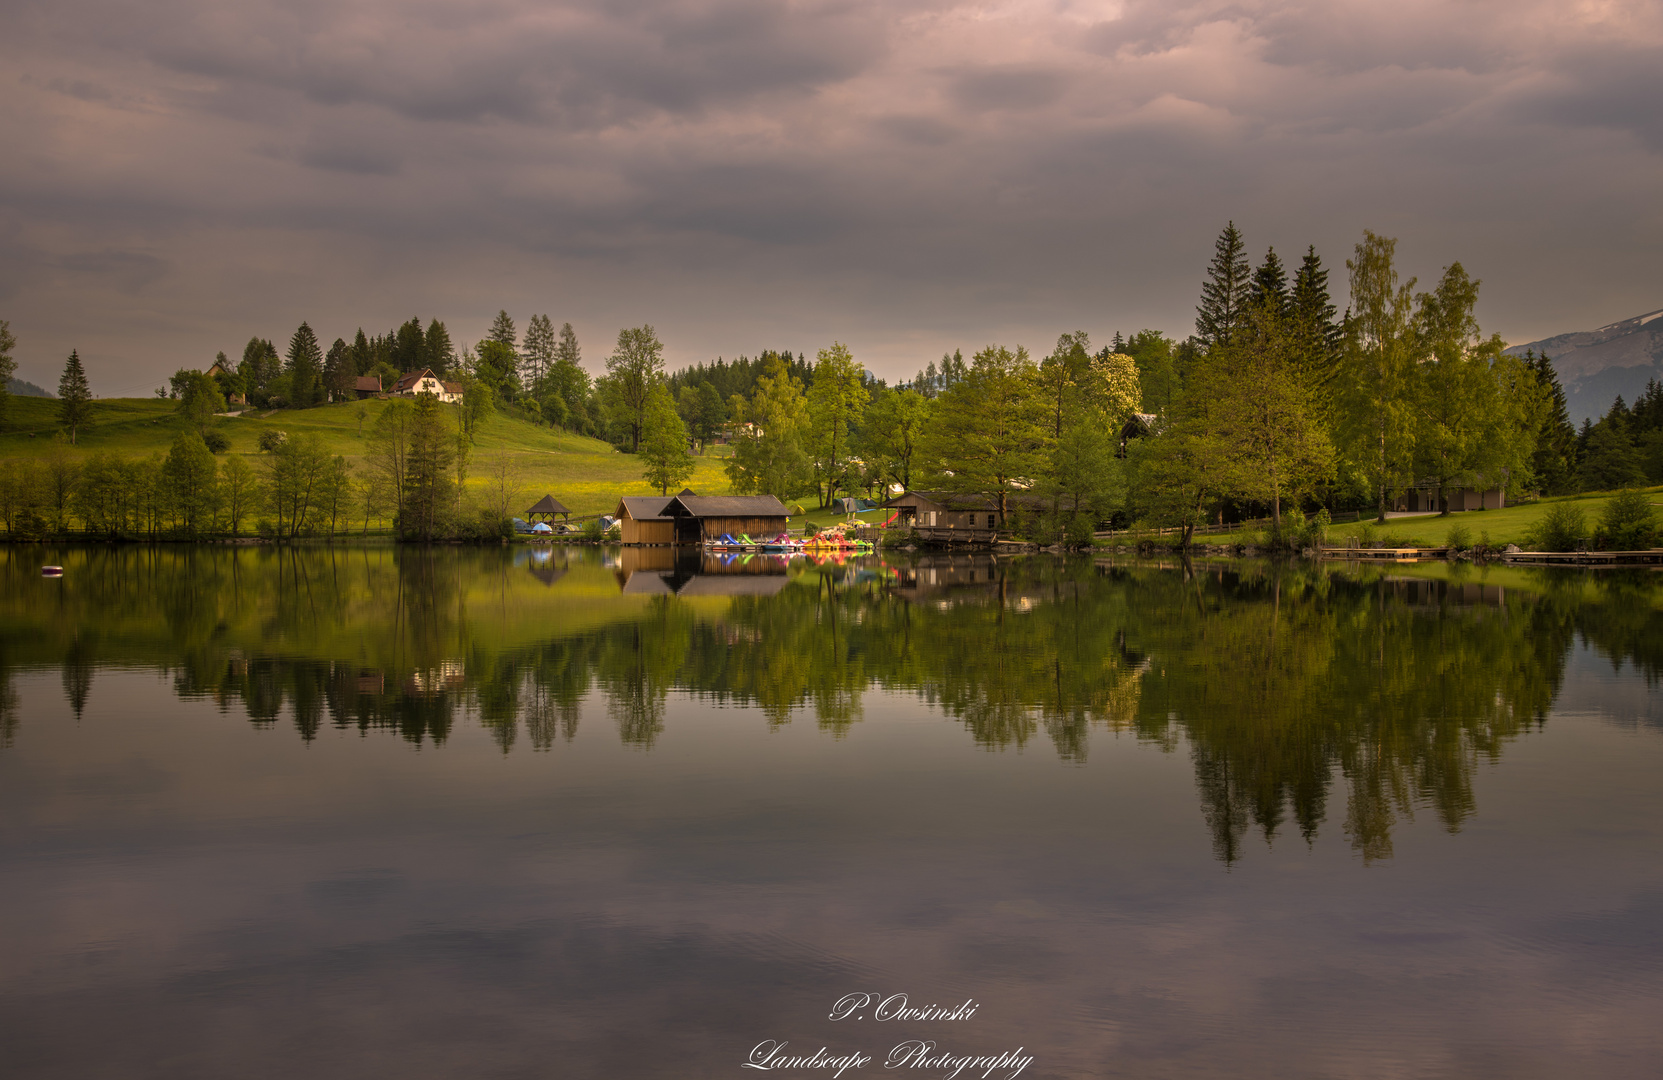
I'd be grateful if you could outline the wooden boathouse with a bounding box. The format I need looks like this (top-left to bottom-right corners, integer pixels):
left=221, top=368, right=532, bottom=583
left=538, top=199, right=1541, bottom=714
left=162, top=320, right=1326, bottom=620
left=616, top=493, right=791, bottom=545
left=616, top=497, right=677, bottom=546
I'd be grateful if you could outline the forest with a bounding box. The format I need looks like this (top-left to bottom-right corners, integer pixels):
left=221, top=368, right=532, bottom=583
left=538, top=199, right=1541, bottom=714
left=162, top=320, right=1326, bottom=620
left=1, top=224, right=1661, bottom=544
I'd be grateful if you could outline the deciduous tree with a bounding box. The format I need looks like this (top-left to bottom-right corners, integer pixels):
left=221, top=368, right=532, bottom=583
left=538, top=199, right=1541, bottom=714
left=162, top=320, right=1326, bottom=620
left=607, top=325, right=667, bottom=452
left=640, top=383, right=695, bottom=495
left=806, top=342, right=869, bottom=507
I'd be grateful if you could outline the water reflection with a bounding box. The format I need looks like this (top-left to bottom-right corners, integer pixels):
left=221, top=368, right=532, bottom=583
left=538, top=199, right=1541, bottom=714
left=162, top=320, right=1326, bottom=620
left=4, top=545, right=1659, bottom=863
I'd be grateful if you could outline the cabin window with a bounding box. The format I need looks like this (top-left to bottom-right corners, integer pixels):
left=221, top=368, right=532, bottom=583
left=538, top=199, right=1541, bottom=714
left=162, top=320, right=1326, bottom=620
left=987, top=515, right=995, bottom=528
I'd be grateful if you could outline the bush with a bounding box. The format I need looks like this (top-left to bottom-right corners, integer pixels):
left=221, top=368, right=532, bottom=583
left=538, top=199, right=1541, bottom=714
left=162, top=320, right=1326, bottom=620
left=1445, top=523, right=1473, bottom=551
left=581, top=517, right=605, bottom=541
left=257, top=430, right=288, bottom=453
left=203, top=429, right=230, bottom=454
left=255, top=518, right=275, bottom=540
left=1523, top=502, right=1587, bottom=552
left=1593, top=489, right=1658, bottom=550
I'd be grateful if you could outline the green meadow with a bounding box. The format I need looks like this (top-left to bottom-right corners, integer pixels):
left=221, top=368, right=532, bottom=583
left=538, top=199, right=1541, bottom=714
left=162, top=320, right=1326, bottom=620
left=0, top=395, right=737, bottom=517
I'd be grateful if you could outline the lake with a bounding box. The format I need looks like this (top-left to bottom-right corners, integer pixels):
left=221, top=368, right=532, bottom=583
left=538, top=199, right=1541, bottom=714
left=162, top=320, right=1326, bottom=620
left=1, top=545, right=1660, bottom=1079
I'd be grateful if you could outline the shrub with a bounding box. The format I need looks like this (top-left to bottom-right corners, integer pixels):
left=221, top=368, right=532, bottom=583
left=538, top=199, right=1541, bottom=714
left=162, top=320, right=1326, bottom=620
left=257, top=429, right=288, bottom=453
left=581, top=517, right=605, bottom=541
left=1593, top=489, right=1658, bottom=550
left=1445, top=523, right=1473, bottom=551
left=1523, top=502, right=1587, bottom=552
left=203, top=429, right=230, bottom=454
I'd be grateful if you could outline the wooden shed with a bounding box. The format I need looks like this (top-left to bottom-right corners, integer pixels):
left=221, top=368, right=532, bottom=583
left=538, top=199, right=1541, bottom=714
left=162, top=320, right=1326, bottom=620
left=526, top=494, right=571, bottom=523
left=883, top=490, right=1001, bottom=531
left=616, top=496, right=677, bottom=546
left=661, top=494, right=790, bottom=543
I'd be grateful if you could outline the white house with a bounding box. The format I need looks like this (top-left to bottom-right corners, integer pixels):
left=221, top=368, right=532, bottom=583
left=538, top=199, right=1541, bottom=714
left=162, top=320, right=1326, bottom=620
left=391, top=368, right=462, bottom=404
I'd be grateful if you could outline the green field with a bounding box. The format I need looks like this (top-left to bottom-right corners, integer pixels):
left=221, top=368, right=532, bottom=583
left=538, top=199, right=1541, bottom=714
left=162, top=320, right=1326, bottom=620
left=1178, top=488, right=1663, bottom=548
left=0, top=395, right=736, bottom=517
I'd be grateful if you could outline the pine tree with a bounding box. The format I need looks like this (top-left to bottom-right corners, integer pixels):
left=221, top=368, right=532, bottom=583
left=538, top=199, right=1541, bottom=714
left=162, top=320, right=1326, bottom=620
left=286, top=323, right=324, bottom=407
left=323, top=338, right=353, bottom=401
left=488, top=310, right=517, bottom=350
left=1248, top=247, right=1290, bottom=317
left=1196, top=222, right=1250, bottom=349
left=522, top=314, right=556, bottom=385
left=1288, top=246, right=1341, bottom=425
left=58, top=349, right=92, bottom=444
left=1528, top=352, right=1578, bottom=494
left=423, top=319, right=454, bottom=376
left=391, top=318, right=426, bottom=374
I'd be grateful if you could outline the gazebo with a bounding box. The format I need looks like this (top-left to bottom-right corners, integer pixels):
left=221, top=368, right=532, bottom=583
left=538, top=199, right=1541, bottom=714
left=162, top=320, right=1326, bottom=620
left=525, top=494, right=571, bottom=524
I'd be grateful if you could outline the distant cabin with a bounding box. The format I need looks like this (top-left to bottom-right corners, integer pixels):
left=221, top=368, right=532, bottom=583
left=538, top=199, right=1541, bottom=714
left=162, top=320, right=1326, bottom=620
left=1395, top=484, right=1506, bottom=513
left=352, top=375, right=382, bottom=400
left=391, top=368, right=462, bottom=404
left=615, top=493, right=790, bottom=545
left=884, top=490, right=1003, bottom=531
left=205, top=359, right=246, bottom=405
left=525, top=494, right=571, bottom=523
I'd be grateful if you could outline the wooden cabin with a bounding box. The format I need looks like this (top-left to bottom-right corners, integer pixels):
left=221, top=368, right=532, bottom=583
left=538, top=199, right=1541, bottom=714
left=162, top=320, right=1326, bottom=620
left=205, top=359, right=247, bottom=405
left=352, top=375, right=382, bottom=400
left=525, top=494, right=571, bottom=524
left=884, top=490, right=1002, bottom=531
left=616, top=497, right=677, bottom=546
left=661, top=494, right=790, bottom=543
left=1395, top=482, right=1506, bottom=513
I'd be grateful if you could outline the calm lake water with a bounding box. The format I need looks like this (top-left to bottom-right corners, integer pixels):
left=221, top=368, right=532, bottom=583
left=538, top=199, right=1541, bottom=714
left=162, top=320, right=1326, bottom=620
left=2, top=545, right=1661, bottom=1079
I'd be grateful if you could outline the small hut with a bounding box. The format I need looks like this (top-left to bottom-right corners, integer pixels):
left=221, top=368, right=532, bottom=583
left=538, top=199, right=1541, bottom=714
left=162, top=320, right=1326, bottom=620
left=616, top=496, right=677, bottom=546
left=526, top=494, right=571, bottom=524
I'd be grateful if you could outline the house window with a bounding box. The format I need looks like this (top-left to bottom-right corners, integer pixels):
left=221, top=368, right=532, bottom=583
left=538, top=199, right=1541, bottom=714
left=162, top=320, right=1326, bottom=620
left=987, top=514, right=995, bottom=528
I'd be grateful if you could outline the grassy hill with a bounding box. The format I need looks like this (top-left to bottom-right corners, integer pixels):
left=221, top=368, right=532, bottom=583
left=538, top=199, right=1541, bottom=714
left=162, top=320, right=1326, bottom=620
left=1184, top=488, right=1663, bottom=549
left=0, top=396, right=736, bottom=517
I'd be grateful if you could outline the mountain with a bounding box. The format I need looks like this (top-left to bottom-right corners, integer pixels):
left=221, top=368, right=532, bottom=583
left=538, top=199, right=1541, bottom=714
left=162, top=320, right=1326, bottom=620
left=1506, top=308, right=1663, bottom=424
left=6, top=376, right=52, bottom=398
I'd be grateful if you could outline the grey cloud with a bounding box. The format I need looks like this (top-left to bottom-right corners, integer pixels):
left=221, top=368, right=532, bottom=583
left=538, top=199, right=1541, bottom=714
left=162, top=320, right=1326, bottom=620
left=0, top=0, right=1660, bottom=381
left=1520, top=47, right=1663, bottom=152
left=59, top=251, right=169, bottom=294
left=130, top=0, right=888, bottom=128
left=947, top=66, right=1073, bottom=112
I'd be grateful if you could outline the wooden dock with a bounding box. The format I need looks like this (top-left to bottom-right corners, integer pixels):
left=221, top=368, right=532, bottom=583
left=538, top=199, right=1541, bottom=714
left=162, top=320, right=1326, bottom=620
left=1503, top=550, right=1663, bottom=566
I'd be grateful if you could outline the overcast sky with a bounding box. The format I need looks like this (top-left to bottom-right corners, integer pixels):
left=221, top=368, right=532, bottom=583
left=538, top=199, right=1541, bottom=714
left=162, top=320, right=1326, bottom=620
left=3, top=0, right=1660, bottom=390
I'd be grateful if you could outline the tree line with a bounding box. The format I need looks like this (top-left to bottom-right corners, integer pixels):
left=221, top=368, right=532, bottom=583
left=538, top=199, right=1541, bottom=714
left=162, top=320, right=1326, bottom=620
left=0, top=392, right=524, bottom=542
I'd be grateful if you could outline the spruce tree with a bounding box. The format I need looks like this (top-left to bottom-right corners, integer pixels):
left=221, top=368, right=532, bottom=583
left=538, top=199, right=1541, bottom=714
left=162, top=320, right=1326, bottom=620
left=1196, top=221, right=1250, bottom=349
left=424, top=319, right=454, bottom=376
left=1528, top=352, right=1578, bottom=494
left=286, top=322, right=324, bottom=407
left=522, top=314, right=556, bottom=385
left=1289, top=246, right=1341, bottom=426
left=323, top=338, right=353, bottom=401
left=58, top=349, right=92, bottom=444
left=391, top=318, right=425, bottom=373
left=488, top=310, right=517, bottom=350
left=1248, top=247, right=1290, bottom=317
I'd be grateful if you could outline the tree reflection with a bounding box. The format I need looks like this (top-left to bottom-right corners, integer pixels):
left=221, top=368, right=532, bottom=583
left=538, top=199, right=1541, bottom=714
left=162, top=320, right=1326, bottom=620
left=2, top=545, right=1653, bottom=862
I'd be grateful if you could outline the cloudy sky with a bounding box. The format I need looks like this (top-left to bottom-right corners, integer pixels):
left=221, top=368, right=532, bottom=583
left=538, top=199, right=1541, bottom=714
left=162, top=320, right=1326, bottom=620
left=3, top=0, right=1660, bottom=390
